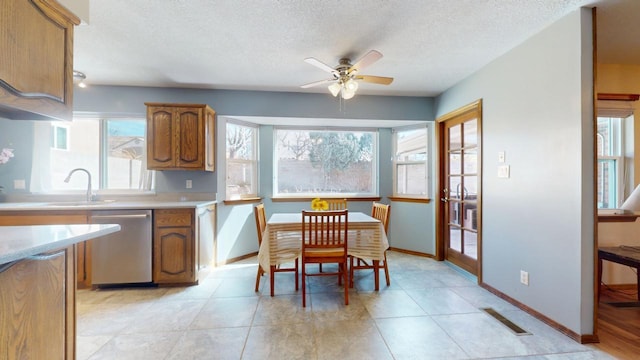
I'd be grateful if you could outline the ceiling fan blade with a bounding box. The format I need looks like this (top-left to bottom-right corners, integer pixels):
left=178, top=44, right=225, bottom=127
left=304, top=57, right=337, bottom=74
left=350, top=50, right=383, bottom=73
left=355, top=75, right=394, bottom=85
left=300, top=78, right=336, bottom=88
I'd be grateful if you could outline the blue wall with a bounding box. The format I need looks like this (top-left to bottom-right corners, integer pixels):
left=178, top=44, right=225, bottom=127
left=435, top=8, right=594, bottom=335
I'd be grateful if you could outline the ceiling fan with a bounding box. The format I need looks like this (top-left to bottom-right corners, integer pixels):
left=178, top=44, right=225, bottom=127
left=301, top=50, right=394, bottom=99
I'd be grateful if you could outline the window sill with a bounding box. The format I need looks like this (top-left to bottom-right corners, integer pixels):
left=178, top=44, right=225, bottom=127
left=223, top=197, right=263, bottom=205
left=271, top=196, right=381, bottom=203
left=387, top=196, right=431, bottom=204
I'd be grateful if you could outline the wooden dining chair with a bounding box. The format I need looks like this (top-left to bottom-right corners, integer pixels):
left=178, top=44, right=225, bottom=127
left=254, top=203, right=299, bottom=296
left=326, top=198, right=348, bottom=210
left=254, top=203, right=267, bottom=292
left=318, top=198, right=347, bottom=273
left=350, top=202, right=391, bottom=288
left=301, top=209, right=349, bottom=307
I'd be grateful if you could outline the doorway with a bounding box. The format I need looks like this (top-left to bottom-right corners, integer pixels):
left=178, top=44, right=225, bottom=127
left=436, top=100, right=482, bottom=277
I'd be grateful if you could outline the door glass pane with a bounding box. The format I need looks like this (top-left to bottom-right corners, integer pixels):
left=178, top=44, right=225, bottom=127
left=463, top=202, right=477, bottom=231
left=463, top=230, right=477, bottom=259
left=449, top=227, right=461, bottom=252
left=449, top=176, right=462, bottom=200
left=463, top=150, right=477, bottom=174
left=449, top=125, right=462, bottom=149
left=449, top=201, right=461, bottom=226
left=463, top=119, right=477, bottom=147
left=449, top=151, right=461, bottom=175
left=464, top=176, right=478, bottom=199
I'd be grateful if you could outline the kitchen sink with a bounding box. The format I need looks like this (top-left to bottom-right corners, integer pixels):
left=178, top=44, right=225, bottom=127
left=44, top=200, right=117, bottom=207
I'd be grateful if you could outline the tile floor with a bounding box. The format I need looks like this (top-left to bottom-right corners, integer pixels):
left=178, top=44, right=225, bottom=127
left=77, top=251, right=616, bottom=360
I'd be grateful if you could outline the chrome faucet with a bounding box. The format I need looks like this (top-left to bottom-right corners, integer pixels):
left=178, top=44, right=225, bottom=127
left=64, top=168, right=94, bottom=202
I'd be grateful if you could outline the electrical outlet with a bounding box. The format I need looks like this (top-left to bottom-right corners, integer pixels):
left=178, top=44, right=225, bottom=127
left=186, top=179, right=192, bottom=189
left=520, top=270, right=529, bottom=286
left=14, top=179, right=26, bottom=189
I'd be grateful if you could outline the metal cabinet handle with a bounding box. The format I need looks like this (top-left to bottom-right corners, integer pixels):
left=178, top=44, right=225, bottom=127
left=91, top=214, right=149, bottom=220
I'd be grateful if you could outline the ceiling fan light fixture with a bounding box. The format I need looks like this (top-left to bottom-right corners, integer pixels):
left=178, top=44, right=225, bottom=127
left=328, top=82, right=342, bottom=97
left=344, top=78, right=358, bottom=92
left=341, top=88, right=356, bottom=100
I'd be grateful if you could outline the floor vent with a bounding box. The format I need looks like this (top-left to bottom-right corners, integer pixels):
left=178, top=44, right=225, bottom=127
left=481, top=307, right=531, bottom=336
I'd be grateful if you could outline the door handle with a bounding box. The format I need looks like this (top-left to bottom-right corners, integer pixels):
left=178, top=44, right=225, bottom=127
left=441, top=197, right=449, bottom=203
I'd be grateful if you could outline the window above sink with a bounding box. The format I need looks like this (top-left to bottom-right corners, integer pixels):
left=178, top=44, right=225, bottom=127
left=29, top=117, right=155, bottom=195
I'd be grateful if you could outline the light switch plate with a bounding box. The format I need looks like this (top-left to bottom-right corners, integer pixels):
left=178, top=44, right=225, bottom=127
left=498, top=151, right=505, bottom=163
left=498, top=165, right=510, bottom=178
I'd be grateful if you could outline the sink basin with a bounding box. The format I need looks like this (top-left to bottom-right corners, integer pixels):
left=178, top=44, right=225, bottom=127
left=44, top=200, right=116, bottom=207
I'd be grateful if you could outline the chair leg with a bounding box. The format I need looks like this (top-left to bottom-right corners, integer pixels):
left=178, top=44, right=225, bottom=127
left=270, top=265, right=276, bottom=297
left=302, top=262, right=307, bottom=307
left=344, top=261, right=349, bottom=305
left=383, top=252, right=390, bottom=286
left=373, top=260, right=380, bottom=291
left=255, top=266, right=264, bottom=292
left=319, top=263, right=323, bottom=272
left=349, top=256, right=354, bottom=288
left=295, top=258, right=299, bottom=291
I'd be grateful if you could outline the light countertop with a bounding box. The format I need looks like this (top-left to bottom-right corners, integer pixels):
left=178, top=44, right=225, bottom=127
left=0, top=200, right=216, bottom=211
left=0, top=224, right=121, bottom=265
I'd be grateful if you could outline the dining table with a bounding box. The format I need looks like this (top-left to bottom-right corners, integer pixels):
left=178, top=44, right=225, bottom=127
left=257, top=211, right=390, bottom=290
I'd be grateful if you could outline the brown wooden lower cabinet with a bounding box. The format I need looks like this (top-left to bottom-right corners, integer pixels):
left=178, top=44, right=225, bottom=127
left=0, top=205, right=216, bottom=288
left=153, top=208, right=198, bottom=285
left=0, top=246, right=76, bottom=359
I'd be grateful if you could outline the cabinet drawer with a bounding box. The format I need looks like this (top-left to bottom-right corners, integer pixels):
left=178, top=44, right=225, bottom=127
left=155, top=209, right=193, bottom=227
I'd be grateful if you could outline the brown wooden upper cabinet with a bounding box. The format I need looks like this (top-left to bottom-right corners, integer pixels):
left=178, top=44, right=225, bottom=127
left=0, top=0, right=80, bottom=121
left=145, top=103, right=216, bottom=171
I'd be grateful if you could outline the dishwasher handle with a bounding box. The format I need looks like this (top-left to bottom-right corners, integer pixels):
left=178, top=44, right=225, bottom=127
left=91, top=214, right=150, bottom=220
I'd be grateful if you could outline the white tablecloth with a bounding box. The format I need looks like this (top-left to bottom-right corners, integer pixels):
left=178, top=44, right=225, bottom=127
left=257, top=212, right=389, bottom=272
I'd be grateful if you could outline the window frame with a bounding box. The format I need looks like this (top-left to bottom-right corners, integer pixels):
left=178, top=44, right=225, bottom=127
left=392, top=124, right=429, bottom=198
left=225, top=119, right=259, bottom=200
left=273, top=126, right=379, bottom=198
left=596, top=116, right=625, bottom=209
left=31, top=117, right=153, bottom=195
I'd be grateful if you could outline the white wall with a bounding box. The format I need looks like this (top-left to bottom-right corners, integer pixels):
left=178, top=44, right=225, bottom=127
left=435, top=8, right=594, bottom=335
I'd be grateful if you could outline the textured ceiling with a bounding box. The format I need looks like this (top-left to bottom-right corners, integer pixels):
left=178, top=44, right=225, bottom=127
left=72, top=0, right=638, bottom=97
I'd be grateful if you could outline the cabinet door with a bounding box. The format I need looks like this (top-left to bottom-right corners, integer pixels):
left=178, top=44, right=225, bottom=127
left=0, top=246, right=75, bottom=359
left=147, top=106, right=177, bottom=169
left=176, top=107, right=205, bottom=169
left=197, top=205, right=216, bottom=268
left=153, top=226, right=194, bottom=283
left=0, top=0, right=79, bottom=121
left=204, top=107, right=216, bottom=171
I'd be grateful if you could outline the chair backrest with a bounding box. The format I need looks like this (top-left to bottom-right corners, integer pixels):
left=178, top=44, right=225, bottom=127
left=326, top=198, right=348, bottom=210
left=371, top=202, right=391, bottom=235
left=302, top=210, right=348, bottom=250
left=254, top=203, right=267, bottom=246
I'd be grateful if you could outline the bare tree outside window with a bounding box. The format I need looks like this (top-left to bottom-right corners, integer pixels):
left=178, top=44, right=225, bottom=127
left=275, top=129, right=376, bottom=196
left=226, top=122, right=257, bottom=199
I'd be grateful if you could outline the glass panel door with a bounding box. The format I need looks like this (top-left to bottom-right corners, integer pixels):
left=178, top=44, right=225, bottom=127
left=438, top=102, right=482, bottom=276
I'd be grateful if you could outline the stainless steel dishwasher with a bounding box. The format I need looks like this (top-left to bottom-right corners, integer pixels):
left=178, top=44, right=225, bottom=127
left=90, top=209, right=153, bottom=286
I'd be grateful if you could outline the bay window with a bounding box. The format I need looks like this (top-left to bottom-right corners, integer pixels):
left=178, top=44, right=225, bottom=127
left=393, top=125, right=428, bottom=197
left=274, top=127, right=377, bottom=197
